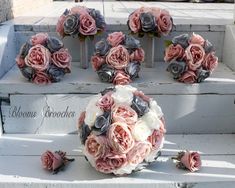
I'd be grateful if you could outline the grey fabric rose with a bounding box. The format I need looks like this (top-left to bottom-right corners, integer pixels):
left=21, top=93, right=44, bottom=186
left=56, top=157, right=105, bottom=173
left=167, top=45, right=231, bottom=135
left=63, top=9, right=70, bottom=16
left=80, top=123, right=91, bottom=145
left=172, top=34, right=190, bottom=49
left=88, top=8, right=106, bottom=29
left=124, top=35, right=141, bottom=51
left=19, top=42, right=32, bottom=59
left=92, top=111, right=111, bottom=135
left=100, top=87, right=115, bottom=96
left=21, top=66, right=34, bottom=80
left=47, top=65, right=65, bottom=82
left=167, top=61, right=187, bottom=79
left=63, top=14, right=80, bottom=36
left=204, top=40, right=214, bottom=53
left=140, top=12, right=156, bottom=33
left=125, top=61, right=140, bottom=79
left=46, top=37, right=64, bottom=53
left=131, top=95, right=149, bottom=117
left=95, top=39, right=110, bottom=56
left=197, top=69, right=210, bottom=83
left=97, top=64, right=115, bottom=83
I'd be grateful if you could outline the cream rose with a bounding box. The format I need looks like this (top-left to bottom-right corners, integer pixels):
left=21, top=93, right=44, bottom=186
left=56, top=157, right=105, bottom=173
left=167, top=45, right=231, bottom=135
left=132, top=120, right=152, bottom=142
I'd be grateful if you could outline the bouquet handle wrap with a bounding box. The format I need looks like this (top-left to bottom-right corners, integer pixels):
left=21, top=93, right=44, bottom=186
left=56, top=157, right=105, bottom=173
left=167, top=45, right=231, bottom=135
left=144, top=36, right=155, bottom=68
left=80, top=39, right=89, bottom=69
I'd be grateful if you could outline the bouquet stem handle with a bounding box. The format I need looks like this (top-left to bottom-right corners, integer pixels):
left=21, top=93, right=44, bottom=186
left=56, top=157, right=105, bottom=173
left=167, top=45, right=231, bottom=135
left=80, top=39, right=89, bottom=69
left=145, top=36, right=155, bottom=68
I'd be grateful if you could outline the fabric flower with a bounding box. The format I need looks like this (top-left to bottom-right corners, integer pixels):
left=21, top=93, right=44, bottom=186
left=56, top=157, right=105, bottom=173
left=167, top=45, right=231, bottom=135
left=95, top=39, right=110, bottom=56
left=131, top=95, right=149, bottom=117
left=141, top=110, right=163, bottom=130
left=111, top=85, right=134, bottom=105
left=189, top=33, right=205, bottom=46
left=133, top=90, right=150, bottom=103
left=167, top=61, right=187, bottom=79
left=19, top=42, right=32, bottom=59
left=88, top=9, right=106, bottom=29
left=185, top=44, right=205, bottom=71
left=113, top=71, right=131, bottom=85
left=147, top=129, right=164, bottom=150
left=64, top=14, right=80, bottom=36
left=128, top=10, right=141, bottom=33
left=56, top=9, right=69, bottom=37
left=80, top=123, right=92, bottom=145
left=196, top=69, right=210, bottom=83
left=78, top=111, right=86, bottom=128
left=97, top=64, right=115, bottom=83
left=97, top=92, right=114, bottom=111
left=30, top=33, right=48, bottom=46
left=107, top=32, right=125, bottom=47
left=157, top=9, right=173, bottom=36
left=52, top=48, right=71, bottom=71
left=124, top=35, right=141, bottom=50
left=172, top=34, right=190, bottom=49
left=25, top=44, right=50, bottom=71
left=47, top=65, right=66, bottom=83
left=16, top=56, right=25, bottom=68
left=132, top=120, right=152, bottom=142
left=91, top=55, right=105, bottom=71
left=202, top=52, right=218, bottom=72
left=125, top=61, right=140, bottom=79
left=112, top=103, right=138, bottom=127
left=139, top=12, right=156, bottom=32
left=130, top=48, right=145, bottom=63
left=149, top=99, right=164, bottom=118
left=33, top=72, right=51, bottom=85
left=178, top=71, right=197, bottom=84
left=108, top=122, right=135, bottom=154
left=106, top=45, right=129, bottom=70
left=20, top=66, right=34, bottom=80
left=79, top=13, right=97, bottom=36
left=93, top=111, right=111, bottom=135
left=164, top=44, right=185, bottom=62
left=204, top=40, right=214, bottom=53
left=46, top=37, right=64, bottom=53
left=173, top=151, right=201, bottom=172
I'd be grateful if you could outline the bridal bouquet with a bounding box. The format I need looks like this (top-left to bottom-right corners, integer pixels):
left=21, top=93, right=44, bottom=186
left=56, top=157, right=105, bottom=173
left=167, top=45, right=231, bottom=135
left=91, top=32, right=145, bottom=85
left=128, top=7, right=173, bottom=37
left=164, top=33, right=218, bottom=83
left=56, top=6, right=106, bottom=39
left=78, top=85, right=166, bottom=175
left=16, top=33, right=72, bottom=84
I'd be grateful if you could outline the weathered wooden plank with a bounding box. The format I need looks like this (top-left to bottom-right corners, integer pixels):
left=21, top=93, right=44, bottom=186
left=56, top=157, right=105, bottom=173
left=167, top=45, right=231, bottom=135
left=2, top=94, right=235, bottom=134
left=0, top=134, right=235, bottom=156
left=0, top=155, right=235, bottom=187
left=0, top=63, right=235, bottom=95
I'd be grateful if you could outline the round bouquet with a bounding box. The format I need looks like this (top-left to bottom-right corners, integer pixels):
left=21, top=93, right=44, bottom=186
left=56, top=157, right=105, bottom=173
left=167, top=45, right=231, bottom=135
left=16, top=33, right=72, bottom=84
left=78, top=85, right=166, bottom=175
left=128, top=7, right=173, bottom=37
left=91, top=32, right=145, bottom=85
left=56, top=6, right=106, bottom=39
left=164, top=33, right=218, bottom=83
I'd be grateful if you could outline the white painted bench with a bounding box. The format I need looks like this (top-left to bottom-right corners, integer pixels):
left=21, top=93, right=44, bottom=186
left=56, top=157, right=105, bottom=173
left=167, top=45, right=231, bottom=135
left=0, top=1, right=235, bottom=187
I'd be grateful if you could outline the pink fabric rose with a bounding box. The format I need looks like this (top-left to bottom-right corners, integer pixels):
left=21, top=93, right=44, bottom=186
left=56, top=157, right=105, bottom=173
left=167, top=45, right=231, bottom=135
left=25, top=44, right=50, bottom=71
left=71, top=6, right=88, bottom=15
left=150, top=7, right=161, bottom=20
left=16, top=56, right=25, bottom=68
left=179, top=151, right=201, bottom=172
left=97, top=91, right=114, bottom=111
left=33, top=72, right=51, bottom=85
left=128, top=10, right=141, bottom=33
left=127, top=142, right=152, bottom=165
left=133, top=90, right=150, bottom=102
left=56, top=15, right=67, bottom=37
left=52, top=48, right=72, bottom=72
left=189, top=33, right=205, bottom=46
left=185, top=44, right=205, bottom=71
left=147, top=129, right=164, bottom=150
left=130, top=48, right=145, bottom=62
left=157, top=9, right=173, bottom=36
left=107, top=32, right=125, bottom=47
left=106, top=45, right=130, bottom=69
left=108, top=122, right=135, bottom=154
left=112, top=104, right=138, bottom=127
left=178, top=71, right=197, bottom=84
left=202, top=52, right=218, bottom=72
left=30, top=33, right=48, bottom=46
left=91, top=55, right=105, bottom=71
left=113, top=71, right=131, bottom=85
left=79, top=13, right=97, bottom=36
left=41, top=150, right=64, bottom=171
left=164, top=44, right=185, bottom=62
left=78, top=111, right=86, bottom=128
left=96, top=153, right=127, bottom=174
left=85, top=134, right=109, bottom=158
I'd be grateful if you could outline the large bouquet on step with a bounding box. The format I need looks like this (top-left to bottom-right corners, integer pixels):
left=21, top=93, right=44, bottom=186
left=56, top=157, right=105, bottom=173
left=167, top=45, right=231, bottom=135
left=78, top=85, right=166, bottom=175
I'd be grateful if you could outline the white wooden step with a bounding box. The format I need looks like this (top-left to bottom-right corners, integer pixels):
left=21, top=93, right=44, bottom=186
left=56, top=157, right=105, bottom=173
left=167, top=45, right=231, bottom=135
left=0, top=134, right=234, bottom=187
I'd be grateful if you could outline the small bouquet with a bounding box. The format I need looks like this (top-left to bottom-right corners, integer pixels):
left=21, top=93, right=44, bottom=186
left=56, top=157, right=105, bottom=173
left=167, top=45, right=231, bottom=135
left=78, top=85, right=166, bottom=175
left=127, top=7, right=173, bottom=37
left=164, top=33, right=218, bottom=84
left=16, top=33, right=72, bottom=84
left=56, top=6, right=106, bottom=40
left=91, top=32, right=145, bottom=85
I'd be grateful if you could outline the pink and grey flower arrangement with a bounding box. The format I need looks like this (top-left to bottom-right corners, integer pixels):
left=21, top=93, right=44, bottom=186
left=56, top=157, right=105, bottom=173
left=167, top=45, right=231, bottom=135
left=172, top=150, right=201, bottom=172
left=91, top=32, right=145, bottom=85
left=16, top=33, right=72, bottom=84
left=164, top=33, right=218, bottom=84
left=78, top=85, right=166, bottom=175
left=56, top=6, right=106, bottom=40
left=128, top=7, right=173, bottom=37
